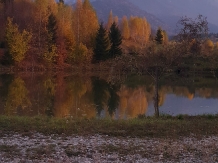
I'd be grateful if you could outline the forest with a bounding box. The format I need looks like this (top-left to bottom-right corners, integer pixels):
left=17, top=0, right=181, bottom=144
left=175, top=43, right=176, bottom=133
left=0, top=0, right=218, bottom=72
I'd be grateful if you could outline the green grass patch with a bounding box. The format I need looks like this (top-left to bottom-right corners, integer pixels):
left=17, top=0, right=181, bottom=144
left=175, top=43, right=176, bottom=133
left=0, top=115, right=218, bottom=138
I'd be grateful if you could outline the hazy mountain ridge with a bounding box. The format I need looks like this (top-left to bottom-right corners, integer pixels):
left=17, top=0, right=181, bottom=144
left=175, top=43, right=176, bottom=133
left=64, top=0, right=171, bottom=32
left=91, top=0, right=169, bottom=31
left=63, top=0, right=218, bottom=33
left=128, top=0, right=218, bottom=33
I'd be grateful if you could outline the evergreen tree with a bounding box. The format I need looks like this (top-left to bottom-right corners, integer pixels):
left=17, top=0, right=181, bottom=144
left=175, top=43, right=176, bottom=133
left=92, top=22, right=110, bottom=63
left=155, top=27, right=163, bottom=44
left=47, top=13, right=57, bottom=44
left=59, top=0, right=64, bottom=4
left=44, top=12, right=58, bottom=63
left=109, top=22, right=122, bottom=58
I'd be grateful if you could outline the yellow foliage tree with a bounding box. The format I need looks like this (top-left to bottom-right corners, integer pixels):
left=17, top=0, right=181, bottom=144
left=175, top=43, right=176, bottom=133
left=129, top=16, right=151, bottom=45
left=204, top=39, right=214, bottom=55
left=121, top=16, right=130, bottom=40
left=5, top=17, right=32, bottom=63
left=69, top=43, right=88, bottom=64
left=81, top=0, right=98, bottom=47
left=107, top=10, right=113, bottom=30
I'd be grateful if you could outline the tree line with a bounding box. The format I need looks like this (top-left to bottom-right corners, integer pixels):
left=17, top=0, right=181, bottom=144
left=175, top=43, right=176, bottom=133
left=0, top=0, right=153, bottom=68
left=1, top=0, right=217, bottom=70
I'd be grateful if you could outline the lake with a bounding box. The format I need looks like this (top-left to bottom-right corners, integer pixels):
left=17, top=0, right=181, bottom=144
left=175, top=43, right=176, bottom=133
left=0, top=71, right=218, bottom=118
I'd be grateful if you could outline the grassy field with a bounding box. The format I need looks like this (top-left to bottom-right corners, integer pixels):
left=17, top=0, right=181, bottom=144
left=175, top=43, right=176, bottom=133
left=0, top=115, right=218, bottom=138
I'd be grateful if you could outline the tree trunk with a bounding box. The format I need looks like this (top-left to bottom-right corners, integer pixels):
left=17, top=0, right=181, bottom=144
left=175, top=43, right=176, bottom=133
left=154, top=66, right=159, bottom=117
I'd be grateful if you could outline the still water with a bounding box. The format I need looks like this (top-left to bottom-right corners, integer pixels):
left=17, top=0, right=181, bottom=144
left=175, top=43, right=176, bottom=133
left=0, top=72, right=218, bottom=118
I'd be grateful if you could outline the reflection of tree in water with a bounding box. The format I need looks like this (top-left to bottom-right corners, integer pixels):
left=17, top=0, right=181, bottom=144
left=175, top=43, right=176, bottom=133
left=92, top=77, right=120, bottom=117
left=0, top=74, right=13, bottom=114
left=108, top=85, right=120, bottom=116
left=5, top=77, right=31, bottom=115
left=0, top=74, right=14, bottom=97
left=67, top=77, right=87, bottom=115
left=43, top=78, right=55, bottom=116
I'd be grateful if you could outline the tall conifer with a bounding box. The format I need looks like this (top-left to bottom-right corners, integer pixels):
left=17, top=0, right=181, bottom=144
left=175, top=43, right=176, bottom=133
left=109, top=22, right=122, bottom=58
left=93, top=23, right=110, bottom=63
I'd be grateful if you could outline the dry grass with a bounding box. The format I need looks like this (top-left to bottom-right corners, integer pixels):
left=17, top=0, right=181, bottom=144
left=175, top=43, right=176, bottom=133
left=0, top=115, right=218, bottom=138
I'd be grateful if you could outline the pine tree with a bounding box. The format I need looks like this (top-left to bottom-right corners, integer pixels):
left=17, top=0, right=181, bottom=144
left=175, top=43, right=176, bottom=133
left=155, top=27, right=163, bottom=44
left=109, top=22, right=122, bottom=58
left=59, top=0, right=64, bottom=4
left=47, top=13, right=57, bottom=46
left=44, top=12, right=58, bottom=63
left=92, top=23, right=110, bottom=63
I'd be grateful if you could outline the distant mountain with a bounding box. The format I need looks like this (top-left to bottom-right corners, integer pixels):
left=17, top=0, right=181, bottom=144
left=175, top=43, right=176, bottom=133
left=128, top=0, right=218, bottom=33
left=91, top=0, right=170, bottom=32
left=64, top=0, right=171, bottom=33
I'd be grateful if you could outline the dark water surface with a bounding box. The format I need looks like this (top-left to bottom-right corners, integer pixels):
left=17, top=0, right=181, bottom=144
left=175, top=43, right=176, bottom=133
left=0, top=72, right=218, bottom=118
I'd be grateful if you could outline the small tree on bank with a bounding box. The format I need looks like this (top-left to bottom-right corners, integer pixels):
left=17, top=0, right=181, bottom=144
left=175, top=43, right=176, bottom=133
left=155, top=27, right=163, bottom=45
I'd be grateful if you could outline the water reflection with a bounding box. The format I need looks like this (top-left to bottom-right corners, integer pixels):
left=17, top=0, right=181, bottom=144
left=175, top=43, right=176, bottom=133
left=5, top=77, right=31, bottom=115
left=0, top=73, right=218, bottom=118
left=92, top=77, right=120, bottom=117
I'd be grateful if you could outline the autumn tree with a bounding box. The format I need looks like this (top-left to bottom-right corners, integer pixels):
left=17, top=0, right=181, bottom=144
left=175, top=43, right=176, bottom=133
left=56, top=2, right=74, bottom=65
left=121, top=16, right=130, bottom=40
left=114, top=16, right=119, bottom=25
left=73, top=0, right=98, bottom=63
left=129, top=16, right=151, bottom=45
left=71, top=43, right=88, bottom=64
left=177, top=15, right=208, bottom=55
left=73, top=0, right=82, bottom=44
left=92, top=23, right=110, bottom=63
left=109, top=22, right=122, bottom=58
left=106, top=10, right=113, bottom=30
left=5, top=17, right=31, bottom=64
left=162, top=30, right=169, bottom=45
left=81, top=0, right=98, bottom=47
left=203, top=39, right=214, bottom=55
left=33, top=0, right=50, bottom=61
